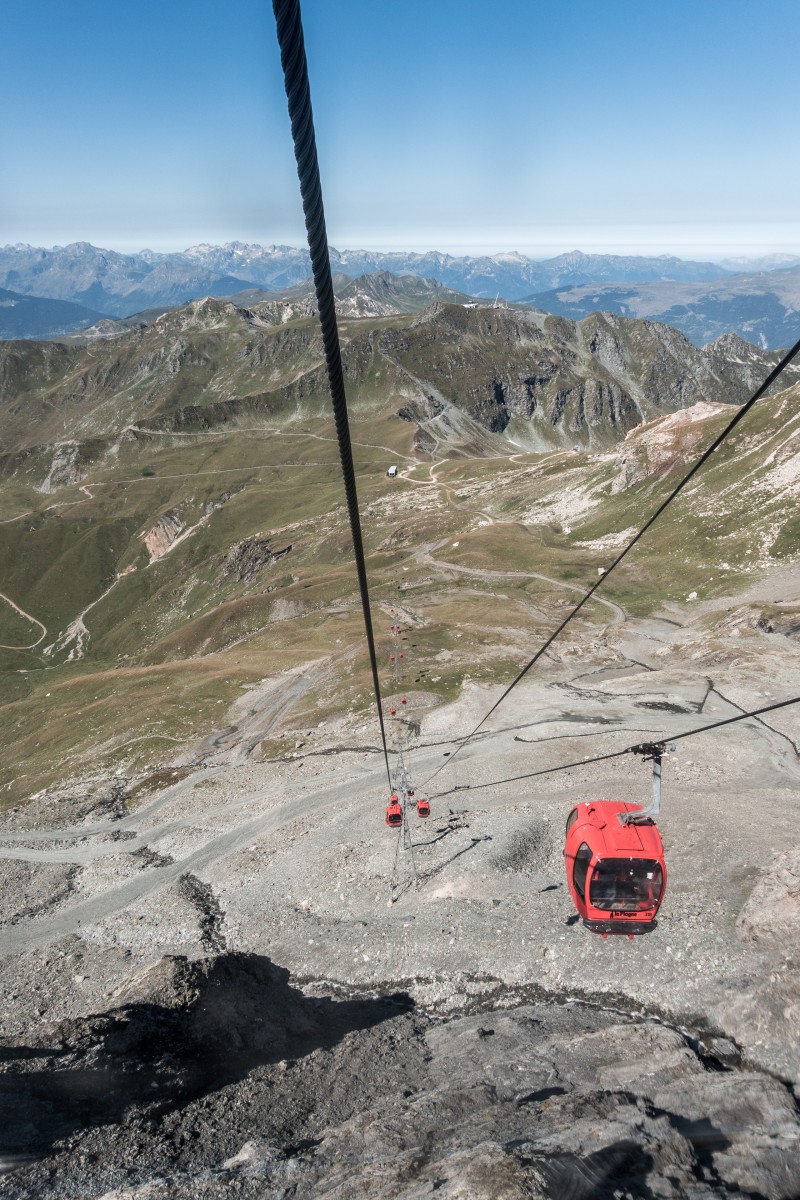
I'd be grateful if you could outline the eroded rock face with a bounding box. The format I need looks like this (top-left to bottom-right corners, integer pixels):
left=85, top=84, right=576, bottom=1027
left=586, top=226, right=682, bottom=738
left=705, top=849, right=800, bottom=1086
left=377, top=306, right=771, bottom=449
left=38, top=441, right=86, bottom=493
left=413, top=425, right=436, bottom=453
left=4, top=955, right=800, bottom=1199
left=109, top=952, right=205, bottom=1010
left=612, top=401, right=729, bottom=492
left=143, top=511, right=184, bottom=562
left=221, top=538, right=292, bottom=583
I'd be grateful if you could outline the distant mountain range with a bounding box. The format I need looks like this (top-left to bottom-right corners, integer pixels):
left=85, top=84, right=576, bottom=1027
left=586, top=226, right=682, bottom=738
left=0, top=242, right=731, bottom=320
left=0, top=242, right=255, bottom=323
left=0, top=242, right=728, bottom=318
left=523, top=266, right=800, bottom=352
left=2, top=241, right=800, bottom=348
left=180, top=244, right=729, bottom=297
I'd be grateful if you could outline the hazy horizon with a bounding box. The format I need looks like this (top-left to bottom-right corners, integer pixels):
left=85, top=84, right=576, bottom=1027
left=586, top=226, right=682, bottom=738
left=4, top=237, right=800, bottom=268
left=3, top=1, right=798, bottom=265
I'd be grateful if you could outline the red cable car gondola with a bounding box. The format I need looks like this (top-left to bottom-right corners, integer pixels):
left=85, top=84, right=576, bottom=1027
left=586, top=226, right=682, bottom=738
left=417, top=798, right=430, bottom=818
left=563, top=800, right=666, bottom=934
left=385, top=795, right=403, bottom=827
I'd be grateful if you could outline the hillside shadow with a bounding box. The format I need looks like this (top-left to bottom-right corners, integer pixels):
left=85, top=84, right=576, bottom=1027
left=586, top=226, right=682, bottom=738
left=0, top=952, right=412, bottom=1160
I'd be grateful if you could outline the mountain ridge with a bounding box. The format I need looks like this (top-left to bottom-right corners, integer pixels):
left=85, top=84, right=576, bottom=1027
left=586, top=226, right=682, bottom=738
left=0, top=241, right=733, bottom=322
left=0, top=286, right=110, bottom=339
left=1, top=298, right=793, bottom=465
left=8, top=242, right=800, bottom=347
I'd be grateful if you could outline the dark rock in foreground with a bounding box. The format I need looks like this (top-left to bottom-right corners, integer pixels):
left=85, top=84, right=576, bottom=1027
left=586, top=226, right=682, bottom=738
left=2, top=953, right=799, bottom=1198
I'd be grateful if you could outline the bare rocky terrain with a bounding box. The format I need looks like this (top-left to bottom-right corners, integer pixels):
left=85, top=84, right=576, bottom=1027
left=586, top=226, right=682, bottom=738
left=2, top=564, right=800, bottom=1197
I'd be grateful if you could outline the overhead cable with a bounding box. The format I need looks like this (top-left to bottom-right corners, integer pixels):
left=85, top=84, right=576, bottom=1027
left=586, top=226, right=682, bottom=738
left=424, top=332, right=800, bottom=786
left=435, top=693, right=800, bottom=795
left=272, top=0, right=392, bottom=787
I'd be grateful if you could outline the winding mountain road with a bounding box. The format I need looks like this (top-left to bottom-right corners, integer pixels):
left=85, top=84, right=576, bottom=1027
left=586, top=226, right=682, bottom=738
left=399, top=456, right=626, bottom=626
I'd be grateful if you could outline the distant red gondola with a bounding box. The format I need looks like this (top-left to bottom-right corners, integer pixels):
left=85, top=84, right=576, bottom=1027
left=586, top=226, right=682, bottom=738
left=563, top=800, right=666, bottom=934
left=417, top=799, right=430, bottom=818
left=385, top=796, right=403, bottom=827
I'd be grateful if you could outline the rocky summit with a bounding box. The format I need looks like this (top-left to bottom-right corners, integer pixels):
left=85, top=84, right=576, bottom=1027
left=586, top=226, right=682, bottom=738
left=6, top=954, right=800, bottom=1198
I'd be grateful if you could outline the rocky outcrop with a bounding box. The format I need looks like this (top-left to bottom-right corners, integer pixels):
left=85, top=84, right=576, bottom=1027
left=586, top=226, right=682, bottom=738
left=490, top=373, right=638, bottom=432
left=611, top=401, right=729, bottom=491
left=736, top=846, right=800, bottom=948
left=142, top=511, right=184, bottom=562
left=378, top=306, right=781, bottom=448
left=221, top=537, right=292, bottom=582
left=37, top=441, right=86, bottom=493
left=5, top=957, right=800, bottom=1199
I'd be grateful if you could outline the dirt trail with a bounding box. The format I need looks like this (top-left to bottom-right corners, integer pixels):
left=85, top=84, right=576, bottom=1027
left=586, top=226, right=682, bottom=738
left=179, top=656, right=342, bottom=768
left=399, top=454, right=626, bottom=624
left=0, top=592, right=47, bottom=650
left=415, top=533, right=625, bottom=624
left=128, top=422, right=417, bottom=465
left=0, top=763, right=386, bottom=957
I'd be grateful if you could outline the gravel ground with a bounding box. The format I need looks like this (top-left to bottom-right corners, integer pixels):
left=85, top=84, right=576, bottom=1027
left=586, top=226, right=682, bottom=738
left=1, top=588, right=800, bottom=1196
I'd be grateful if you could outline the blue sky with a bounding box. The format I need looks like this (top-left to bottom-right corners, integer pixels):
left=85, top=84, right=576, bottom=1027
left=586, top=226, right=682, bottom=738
left=2, top=0, right=798, bottom=259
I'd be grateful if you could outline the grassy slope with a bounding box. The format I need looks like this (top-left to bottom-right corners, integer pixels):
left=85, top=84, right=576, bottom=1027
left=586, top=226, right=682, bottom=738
left=0, top=306, right=798, bottom=807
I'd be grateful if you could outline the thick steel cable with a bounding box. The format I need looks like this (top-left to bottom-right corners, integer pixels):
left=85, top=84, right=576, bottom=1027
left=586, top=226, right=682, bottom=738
left=272, top=0, right=391, bottom=788
left=423, top=333, right=800, bottom=787
left=434, top=694, right=800, bottom=795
